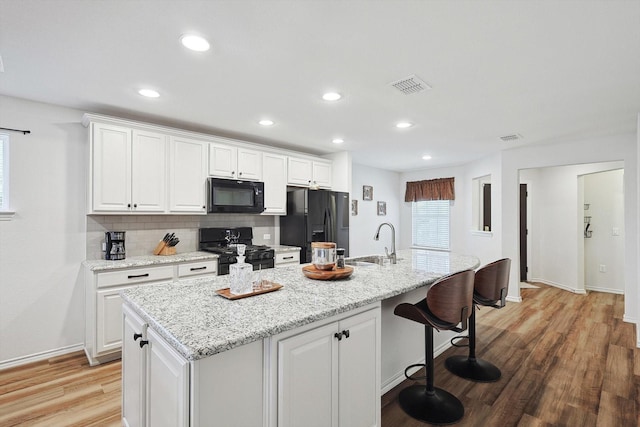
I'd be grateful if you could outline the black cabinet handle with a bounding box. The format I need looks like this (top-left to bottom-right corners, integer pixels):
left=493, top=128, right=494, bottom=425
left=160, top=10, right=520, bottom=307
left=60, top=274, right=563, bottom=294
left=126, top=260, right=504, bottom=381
left=342, top=329, right=350, bottom=339
left=239, top=172, right=243, bottom=176
left=283, top=256, right=294, bottom=260
left=190, top=266, right=207, bottom=271
left=334, top=332, right=343, bottom=341
left=133, top=203, right=137, bottom=208
left=128, top=273, right=150, bottom=279
left=133, top=333, right=142, bottom=341
left=231, top=171, right=235, bottom=175
left=139, top=340, right=149, bottom=348
left=127, top=203, right=131, bottom=208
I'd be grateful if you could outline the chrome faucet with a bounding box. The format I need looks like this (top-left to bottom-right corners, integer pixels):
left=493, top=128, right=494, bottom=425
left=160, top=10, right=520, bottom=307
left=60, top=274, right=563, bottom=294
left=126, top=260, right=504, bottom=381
left=374, top=222, right=397, bottom=264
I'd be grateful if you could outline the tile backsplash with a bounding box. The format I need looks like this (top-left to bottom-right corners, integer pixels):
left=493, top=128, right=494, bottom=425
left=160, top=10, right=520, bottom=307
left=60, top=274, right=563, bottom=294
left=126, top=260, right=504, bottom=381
left=87, top=214, right=278, bottom=260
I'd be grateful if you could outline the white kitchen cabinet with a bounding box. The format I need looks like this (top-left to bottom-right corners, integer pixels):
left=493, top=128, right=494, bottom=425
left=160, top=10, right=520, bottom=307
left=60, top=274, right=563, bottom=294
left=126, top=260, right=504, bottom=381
left=274, top=250, right=300, bottom=267
left=147, top=327, right=190, bottom=427
left=85, top=259, right=217, bottom=366
left=262, top=153, right=287, bottom=215
left=122, top=306, right=189, bottom=427
left=90, top=123, right=167, bottom=213
left=169, top=136, right=208, bottom=213
left=287, top=156, right=332, bottom=189
left=123, top=305, right=147, bottom=427
left=274, top=305, right=381, bottom=427
left=209, top=142, right=262, bottom=181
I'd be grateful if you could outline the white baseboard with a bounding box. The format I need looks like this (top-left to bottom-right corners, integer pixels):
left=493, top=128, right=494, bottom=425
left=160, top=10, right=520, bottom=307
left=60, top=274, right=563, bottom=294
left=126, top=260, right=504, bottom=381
left=380, top=338, right=453, bottom=395
left=530, top=278, right=587, bottom=295
left=585, top=286, right=624, bottom=295
left=506, top=295, right=522, bottom=303
left=0, top=343, right=84, bottom=371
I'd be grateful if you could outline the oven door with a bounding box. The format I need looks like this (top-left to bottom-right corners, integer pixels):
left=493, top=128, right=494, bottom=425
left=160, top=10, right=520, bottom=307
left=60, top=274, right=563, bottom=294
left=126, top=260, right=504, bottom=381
left=207, top=178, right=265, bottom=213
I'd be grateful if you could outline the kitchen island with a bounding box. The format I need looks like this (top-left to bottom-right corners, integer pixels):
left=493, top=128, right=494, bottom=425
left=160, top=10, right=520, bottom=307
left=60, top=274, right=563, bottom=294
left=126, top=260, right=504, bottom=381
left=121, top=249, right=479, bottom=427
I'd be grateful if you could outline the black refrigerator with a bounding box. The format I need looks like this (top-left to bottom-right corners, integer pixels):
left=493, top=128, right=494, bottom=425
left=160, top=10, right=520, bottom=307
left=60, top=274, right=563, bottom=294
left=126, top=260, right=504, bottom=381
left=280, top=188, right=349, bottom=263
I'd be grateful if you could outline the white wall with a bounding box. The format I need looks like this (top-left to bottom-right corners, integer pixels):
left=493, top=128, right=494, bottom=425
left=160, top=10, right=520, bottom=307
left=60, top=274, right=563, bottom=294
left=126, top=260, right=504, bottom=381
left=350, top=163, right=401, bottom=256
left=584, top=169, right=625, bottom=293
left=0, top=96, right=88, bottom=363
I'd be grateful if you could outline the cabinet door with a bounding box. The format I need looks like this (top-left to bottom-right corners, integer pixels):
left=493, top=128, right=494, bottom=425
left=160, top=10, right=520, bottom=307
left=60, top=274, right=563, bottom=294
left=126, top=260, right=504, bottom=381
left=237, top=147, right=262, bottom=181
left=147, top=328, right=189, bottom=427
left=96, top=287, right=127, bottom=354
left=287, top=157, right=312, bottom=186
left=122, top=306, right=147, bottom=427
left=338, top=309, right=381, bottom=427
left=92, top=123, right=132, bottom=212
left=169, top=136, right=207, bottom=213
left=262, top=153, right=287, bottom=215
left=131, top=130, right=167, bottom=212
left=208, top=142, right=237, bottom=178
left=313, top=161, right=332, bottom=189
left=278, top=322, right=338, bottom=427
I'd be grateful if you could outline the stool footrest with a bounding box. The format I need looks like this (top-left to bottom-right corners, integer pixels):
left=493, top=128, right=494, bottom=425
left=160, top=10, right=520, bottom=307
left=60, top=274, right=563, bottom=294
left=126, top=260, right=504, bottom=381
left=404, top=363, right=427, bottom=381
left=445, top=355, right=501, bottom=382
left=399, top=384, right=464, bottom=425
left=450, top=335, right=469, bottom=348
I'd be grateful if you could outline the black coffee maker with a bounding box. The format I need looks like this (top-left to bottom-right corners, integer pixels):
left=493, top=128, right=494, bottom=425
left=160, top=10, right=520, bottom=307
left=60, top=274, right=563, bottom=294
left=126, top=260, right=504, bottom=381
left=105, top=231, right=126, bottom=260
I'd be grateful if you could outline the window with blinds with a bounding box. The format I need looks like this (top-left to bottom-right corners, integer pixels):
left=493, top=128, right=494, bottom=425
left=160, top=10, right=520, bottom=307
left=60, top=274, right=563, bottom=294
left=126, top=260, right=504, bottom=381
left=412, top=200, right=450, bottom=250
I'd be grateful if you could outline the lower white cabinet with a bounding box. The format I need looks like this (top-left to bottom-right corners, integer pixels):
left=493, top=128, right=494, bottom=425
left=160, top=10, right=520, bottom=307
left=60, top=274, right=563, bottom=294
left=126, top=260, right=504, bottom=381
left=271, top=304, right=381, bottom=427
left=122, top=305, right=189, bottom=427
left=274, top=250, right=300, bottom=267
left=85, top=260, right=217, bottom=366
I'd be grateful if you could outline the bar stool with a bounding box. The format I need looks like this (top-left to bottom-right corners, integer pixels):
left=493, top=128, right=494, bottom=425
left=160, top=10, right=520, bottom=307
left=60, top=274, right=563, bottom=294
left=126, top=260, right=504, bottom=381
left=393, top=269, right=475, bottom=425
left=445, top=258, right=511, bottom=382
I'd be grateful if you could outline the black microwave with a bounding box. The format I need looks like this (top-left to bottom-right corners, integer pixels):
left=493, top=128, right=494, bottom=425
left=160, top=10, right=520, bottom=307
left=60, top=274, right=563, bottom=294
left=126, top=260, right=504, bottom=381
left=207, top=178, right=265, bottom=214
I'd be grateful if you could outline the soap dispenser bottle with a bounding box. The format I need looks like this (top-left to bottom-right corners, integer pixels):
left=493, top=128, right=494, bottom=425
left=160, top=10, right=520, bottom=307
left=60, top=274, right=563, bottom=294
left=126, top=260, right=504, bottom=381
left=230, top=244, right=253, bottom=295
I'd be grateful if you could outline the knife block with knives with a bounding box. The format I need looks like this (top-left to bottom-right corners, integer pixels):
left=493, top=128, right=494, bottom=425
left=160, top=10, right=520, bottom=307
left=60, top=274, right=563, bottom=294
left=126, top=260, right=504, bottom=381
left=153, top=233, right=180, bottom=256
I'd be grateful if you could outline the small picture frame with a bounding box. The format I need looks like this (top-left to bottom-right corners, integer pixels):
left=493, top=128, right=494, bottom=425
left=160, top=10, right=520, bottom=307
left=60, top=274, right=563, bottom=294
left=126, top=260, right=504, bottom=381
left=351, top=200, right=358, bottom=216
left=377, top=201, right=387, bottom=216
left=363, top=185, right=373, bottom=201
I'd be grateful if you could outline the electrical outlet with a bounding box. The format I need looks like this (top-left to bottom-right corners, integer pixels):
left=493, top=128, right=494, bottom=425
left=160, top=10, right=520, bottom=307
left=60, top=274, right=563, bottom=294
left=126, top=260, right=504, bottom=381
left=599, top=264, right=606, bottom=273
left=263, top=233, right=271, bottom=241
left=102, top=242, right=106, bottom=252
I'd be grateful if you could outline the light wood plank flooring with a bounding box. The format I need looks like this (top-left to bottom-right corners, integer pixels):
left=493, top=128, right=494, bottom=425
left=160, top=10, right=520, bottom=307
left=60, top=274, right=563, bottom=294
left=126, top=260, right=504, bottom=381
left=1, top=283, right=638, bottom=426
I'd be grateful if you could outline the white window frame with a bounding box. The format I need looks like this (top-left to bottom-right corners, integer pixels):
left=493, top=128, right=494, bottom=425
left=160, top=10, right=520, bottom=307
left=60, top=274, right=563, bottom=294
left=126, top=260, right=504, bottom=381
left=0, top=134, right=14, bottom=220
left=411, top=200, right=450, bottom=251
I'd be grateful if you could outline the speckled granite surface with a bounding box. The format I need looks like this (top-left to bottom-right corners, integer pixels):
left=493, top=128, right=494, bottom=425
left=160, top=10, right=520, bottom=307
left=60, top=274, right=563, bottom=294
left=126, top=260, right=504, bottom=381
left=121, top=249, right=479, bottom=361
left=83, top=251, right=218, bottom=271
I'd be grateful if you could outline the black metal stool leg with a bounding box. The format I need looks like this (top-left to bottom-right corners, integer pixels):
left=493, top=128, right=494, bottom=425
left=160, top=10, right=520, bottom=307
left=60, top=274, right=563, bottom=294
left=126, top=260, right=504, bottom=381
left=445, top=306, right=501, bottom=382
left=398, top=326, right=464, bottom=425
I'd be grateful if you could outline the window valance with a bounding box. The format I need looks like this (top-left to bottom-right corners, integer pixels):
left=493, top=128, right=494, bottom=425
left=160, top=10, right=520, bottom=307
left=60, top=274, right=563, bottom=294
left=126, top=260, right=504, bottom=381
left=404, top=177, right=455, bottom=202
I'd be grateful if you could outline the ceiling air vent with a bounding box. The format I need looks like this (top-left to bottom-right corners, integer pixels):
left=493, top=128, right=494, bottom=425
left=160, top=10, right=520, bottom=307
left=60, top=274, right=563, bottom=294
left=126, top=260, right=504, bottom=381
left=500, top=133, right=523, bottom=142
left=390, top=75, right=431, bottom=95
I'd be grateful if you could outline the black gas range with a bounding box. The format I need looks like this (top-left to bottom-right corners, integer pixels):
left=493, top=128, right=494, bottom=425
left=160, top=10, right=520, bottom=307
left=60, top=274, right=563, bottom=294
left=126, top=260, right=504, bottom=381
left=199, top=227, right=275, bottom=275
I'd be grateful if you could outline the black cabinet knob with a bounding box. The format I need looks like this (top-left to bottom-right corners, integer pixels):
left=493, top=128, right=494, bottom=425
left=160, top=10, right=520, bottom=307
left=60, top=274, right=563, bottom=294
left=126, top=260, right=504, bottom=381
left=133, top=203, right=137, bottom=208
left=133, top=333, right=142, bottom=341
left=127, top=203, right=131, bottom=208
left=139, top=340, right=149, bottom=348
left=342, top=330, right=350, bottom=339
left=334, top=332, right=343, bottom=341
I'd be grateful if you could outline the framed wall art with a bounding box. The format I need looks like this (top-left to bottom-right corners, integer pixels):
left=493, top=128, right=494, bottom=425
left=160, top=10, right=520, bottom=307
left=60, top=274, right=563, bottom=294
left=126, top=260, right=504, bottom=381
left=363, top=185, right=373, bottom=201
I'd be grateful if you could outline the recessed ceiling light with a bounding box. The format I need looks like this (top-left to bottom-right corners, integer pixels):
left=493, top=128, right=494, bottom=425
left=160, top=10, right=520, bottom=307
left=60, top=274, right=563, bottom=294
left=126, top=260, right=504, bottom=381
left=258, top=119, right=274, bottom=126
left=180, top=34, right=210, bottom=52
left=332, top=138, right=344, bottom=144
left=322, top=92, right=342, bottom=101
left=422, top=155, right=432, bottom=160
left=396, top=121, right=413, bottom=128
left=138, top=89, right=160, bottom=98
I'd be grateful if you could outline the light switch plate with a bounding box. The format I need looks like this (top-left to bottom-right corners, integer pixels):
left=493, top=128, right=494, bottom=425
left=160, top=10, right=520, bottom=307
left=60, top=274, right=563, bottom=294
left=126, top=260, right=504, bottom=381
left=263, top=233, right=271, bottom=241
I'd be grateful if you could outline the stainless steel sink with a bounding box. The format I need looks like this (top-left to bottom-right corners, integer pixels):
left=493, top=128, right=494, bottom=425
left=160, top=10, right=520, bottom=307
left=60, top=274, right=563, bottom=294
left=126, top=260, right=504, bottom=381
left=344, top=255, right=386, bottom=267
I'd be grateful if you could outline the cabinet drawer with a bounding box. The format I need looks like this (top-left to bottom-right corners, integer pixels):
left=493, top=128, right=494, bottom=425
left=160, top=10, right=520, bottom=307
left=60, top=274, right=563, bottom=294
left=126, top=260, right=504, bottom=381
left=178, top=260, right=217, bottom=277
left=96, top=265, right=174, bottom=288
left=275, top=251, right=300, bottom=266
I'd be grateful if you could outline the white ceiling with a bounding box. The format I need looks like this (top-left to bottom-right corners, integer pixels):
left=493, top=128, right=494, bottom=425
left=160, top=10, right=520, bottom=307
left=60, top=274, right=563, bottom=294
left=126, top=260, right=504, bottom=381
left=1, top=0, right=639, bottom=172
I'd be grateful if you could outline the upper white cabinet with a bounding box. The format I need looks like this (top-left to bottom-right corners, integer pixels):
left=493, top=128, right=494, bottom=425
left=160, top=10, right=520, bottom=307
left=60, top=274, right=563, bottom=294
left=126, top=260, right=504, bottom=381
left=262, top=153, right=287, bottom=215
left=169, top=136, right=208, bottom=214
left=209, top=142, right=262, bottom=181
left=90, top=123, right=167, bottom=213
left=287, top=156, right=332, bottom=189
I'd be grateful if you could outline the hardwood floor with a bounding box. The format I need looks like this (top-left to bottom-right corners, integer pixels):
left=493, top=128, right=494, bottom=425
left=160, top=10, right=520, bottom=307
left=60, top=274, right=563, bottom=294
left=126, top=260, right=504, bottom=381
left=0, top=283, right=637, bottom=426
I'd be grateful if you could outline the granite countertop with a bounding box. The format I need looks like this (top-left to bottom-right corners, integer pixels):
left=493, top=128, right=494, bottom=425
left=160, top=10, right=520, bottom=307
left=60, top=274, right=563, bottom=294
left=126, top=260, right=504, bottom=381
left=121, top=249, right=479, bottom=361
left=83, top=251, right=219, bottom=271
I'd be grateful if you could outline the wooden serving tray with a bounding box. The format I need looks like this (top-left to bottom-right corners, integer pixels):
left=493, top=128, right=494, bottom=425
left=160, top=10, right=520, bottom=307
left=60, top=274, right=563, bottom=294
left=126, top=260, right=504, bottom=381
left=302, top=265, right=354, bottom=280
left=216, top=283, right=283, bottom=300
